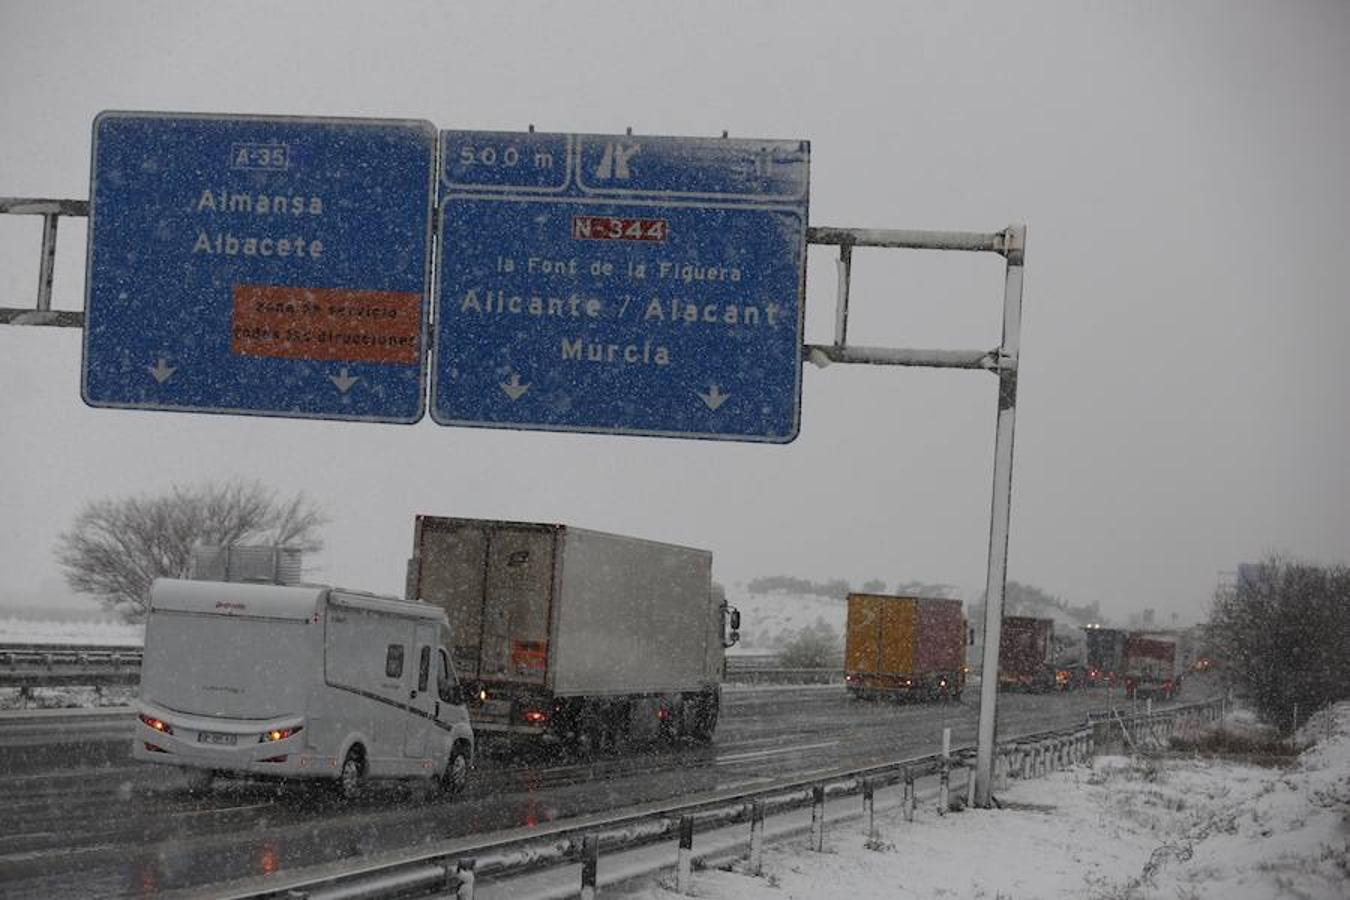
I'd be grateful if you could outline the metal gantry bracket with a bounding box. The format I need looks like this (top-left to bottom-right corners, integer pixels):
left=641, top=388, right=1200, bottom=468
left=803, top=224, right=1024, bottom=374
left=803, top=223, right=1028, bottom=810
left=0, top=197, right=88, bottom=327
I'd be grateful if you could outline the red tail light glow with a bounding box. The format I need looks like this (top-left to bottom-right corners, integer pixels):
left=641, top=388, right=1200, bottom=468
left=521, top=709, right=548, bottom=725
left=261, top=726, right=303, bottom=743
left=139, top=714, right=172, bottom=735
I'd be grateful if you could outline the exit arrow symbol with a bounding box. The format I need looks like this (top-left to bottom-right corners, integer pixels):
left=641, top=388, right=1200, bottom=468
left=500, top=373, right=530, bottom=401
left=698, top=385, right=730, bottom=411
left=149, top=358, right=176, bottom=384
left=329, top=368, right=360, bottom=393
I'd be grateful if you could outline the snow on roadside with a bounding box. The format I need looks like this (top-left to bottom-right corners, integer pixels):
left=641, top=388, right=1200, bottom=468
left=628, top=704, right=1350, bottom=900
left=0, top=616, right=142, bottom=645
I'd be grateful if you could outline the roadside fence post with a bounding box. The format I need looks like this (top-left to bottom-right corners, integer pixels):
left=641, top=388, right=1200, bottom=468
left=903, top=768, right=915, bottom=822
left=455, top=859, right=475, bottom=900
left=676, top=815, right=694, bottom=894
left=938, top=727, right=951, bottom=812
left=965, top=763, right=977, bottom=808
left=749, top=800, right=764, bottom=875
left=810, top=785, right=825, bottom=851
left=863, top=779, right=877, bottom=844
left=580, top=834, right=599, bottom=900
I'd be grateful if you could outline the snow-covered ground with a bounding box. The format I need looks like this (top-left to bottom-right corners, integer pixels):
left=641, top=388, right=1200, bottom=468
left=628, top=704, right=1350, bottom=900
left=0, top=615, right=142, bottom=645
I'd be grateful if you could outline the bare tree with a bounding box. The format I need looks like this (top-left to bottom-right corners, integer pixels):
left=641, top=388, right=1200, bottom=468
left=56, top=479, right=327, bottom=622
left=1209, top=555, right=1350, bottom=733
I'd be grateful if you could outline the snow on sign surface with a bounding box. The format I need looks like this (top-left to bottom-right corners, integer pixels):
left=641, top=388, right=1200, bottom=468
left=432, top=130, right=810, bottom=442
left=82, top=112, right=436, bottom=423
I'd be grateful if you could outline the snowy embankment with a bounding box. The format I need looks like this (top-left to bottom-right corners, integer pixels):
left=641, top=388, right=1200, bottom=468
left=0, top=616, right=143, bottom=645
left=630, top=704, right=1350, bottom=900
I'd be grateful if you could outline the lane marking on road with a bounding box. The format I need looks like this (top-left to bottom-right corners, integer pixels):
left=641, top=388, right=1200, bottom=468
left=715, top=740, right=839, bottom=765
left=172, top=802, right=274, bottom=818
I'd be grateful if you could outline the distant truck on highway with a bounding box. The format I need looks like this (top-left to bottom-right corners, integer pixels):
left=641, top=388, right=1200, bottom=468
left=407, top=517, right=740, bottom=750
left=844, top=593, right=967, bottom=701
left=1083, top=625, right=1128, bottom=686
left=1122, top=632, right=1182, bottom=700
left=998, top=616, right=1057, bottom=693
left=133, top=571, right=475, bottom=800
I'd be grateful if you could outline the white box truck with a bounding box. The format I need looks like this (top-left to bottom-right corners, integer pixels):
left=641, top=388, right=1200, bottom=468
left=407, top=517, right=739, bottom=749
left=133, top=577, right=475, bottom=799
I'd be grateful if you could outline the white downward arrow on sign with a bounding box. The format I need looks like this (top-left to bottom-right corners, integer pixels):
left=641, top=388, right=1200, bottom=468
left=329, top=368, right=360, bottom=393
left=149, top=358, right=176, bottom=383
left=500, top=373, right=530, bottom=401
left=698, top=385, right=729, bottom=411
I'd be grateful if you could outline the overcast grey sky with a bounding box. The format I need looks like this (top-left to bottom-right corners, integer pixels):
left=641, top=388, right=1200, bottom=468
left=2, top=1, right=1348, bottom=626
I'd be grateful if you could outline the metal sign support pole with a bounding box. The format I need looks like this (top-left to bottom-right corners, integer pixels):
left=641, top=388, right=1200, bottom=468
left=806, top=223, right=1026, bottom=809
left=973, top=229, right=1025, bottom=806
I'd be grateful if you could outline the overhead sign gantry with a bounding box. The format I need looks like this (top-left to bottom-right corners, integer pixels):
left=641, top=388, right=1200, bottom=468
left=432, top=130, right=809, bottom=442
left=81, top=112, right=437, bottom=423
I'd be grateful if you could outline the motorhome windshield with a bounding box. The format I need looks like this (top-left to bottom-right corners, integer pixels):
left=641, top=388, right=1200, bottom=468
left=141, top=610, right=317, bottom=719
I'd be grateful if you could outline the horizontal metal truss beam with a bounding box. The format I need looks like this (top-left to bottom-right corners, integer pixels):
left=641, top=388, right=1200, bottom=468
left=807, top=225, right=1024, bottom=260
left=805, top=344, right=1003, bottom=371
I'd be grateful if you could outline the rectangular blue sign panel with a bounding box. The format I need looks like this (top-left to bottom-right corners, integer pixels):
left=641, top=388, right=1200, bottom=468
left=82, top=112, right=436, bottom=423
left=433, top=131, right=809, bottom=442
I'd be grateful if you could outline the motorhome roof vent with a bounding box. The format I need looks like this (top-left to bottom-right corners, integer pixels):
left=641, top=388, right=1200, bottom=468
left=190, top=545, right=303, bottom=585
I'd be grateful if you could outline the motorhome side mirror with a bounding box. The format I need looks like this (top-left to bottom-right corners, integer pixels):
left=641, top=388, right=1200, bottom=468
left=730, top=610, right=741, bottom=630
left=442, top=683, right=464, bottom=705
left=969, top=627, right=976, bottom=646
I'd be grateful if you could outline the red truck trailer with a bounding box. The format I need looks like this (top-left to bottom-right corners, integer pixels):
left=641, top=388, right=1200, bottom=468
left=1122, top=632, right=1181, bottom=700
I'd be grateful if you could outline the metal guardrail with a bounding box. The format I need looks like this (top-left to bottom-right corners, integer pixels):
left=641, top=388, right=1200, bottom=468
left=1, top=645, right=842, bottom=689
left=225, top=697, right=1224, bottom=899
left=0, top=643, right=143, bottom=688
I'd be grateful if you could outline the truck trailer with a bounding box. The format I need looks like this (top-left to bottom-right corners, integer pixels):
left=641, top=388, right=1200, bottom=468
left=998, top=616, right=1056, bottom=693
left=133, top=576, right=475, bottom=800
left=844, top=593, right=967, bottom=701
left=407, top=517, right=739, bottom=749
left=1083, top=626, right=1128, bottom=686
left=1123, top=632, right=1182, bottom=700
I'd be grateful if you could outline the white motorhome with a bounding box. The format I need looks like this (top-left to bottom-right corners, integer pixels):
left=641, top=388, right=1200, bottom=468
left=133, top=577, right=474, bottom=798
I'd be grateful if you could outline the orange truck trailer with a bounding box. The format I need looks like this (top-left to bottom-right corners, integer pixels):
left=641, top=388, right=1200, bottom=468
left=845, top=593, right=967, bottom=701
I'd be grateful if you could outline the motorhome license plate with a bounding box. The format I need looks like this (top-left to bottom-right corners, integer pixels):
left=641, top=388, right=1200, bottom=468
left=198, top=731, right=236, bottom=745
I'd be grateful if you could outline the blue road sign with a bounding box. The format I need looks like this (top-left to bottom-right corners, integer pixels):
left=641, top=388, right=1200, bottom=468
left=433, top=131, right=809, bottom=442
left=82, top=112, right=436, bottom=423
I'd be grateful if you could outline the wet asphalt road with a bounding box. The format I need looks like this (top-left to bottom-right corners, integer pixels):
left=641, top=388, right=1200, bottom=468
left=0, top=676, right=1219, bottom=898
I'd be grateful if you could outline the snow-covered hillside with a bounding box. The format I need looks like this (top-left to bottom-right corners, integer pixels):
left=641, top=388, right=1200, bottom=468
left=0, top=616, right=143, bottom=645
left=723, top=584, right=848, bottom=653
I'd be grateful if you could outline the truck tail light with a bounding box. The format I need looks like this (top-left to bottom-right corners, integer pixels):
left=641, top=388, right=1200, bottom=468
left=521, top=709, right=548, bottom=725
left=139, top=714, right=173, bottom=735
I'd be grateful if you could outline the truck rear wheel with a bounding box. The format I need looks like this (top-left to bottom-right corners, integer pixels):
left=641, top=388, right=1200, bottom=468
left=688, top=690, right=719, bottom=743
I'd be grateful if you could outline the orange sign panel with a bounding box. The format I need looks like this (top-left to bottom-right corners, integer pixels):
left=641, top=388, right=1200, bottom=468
left=231, top=285, right=422, bottom=364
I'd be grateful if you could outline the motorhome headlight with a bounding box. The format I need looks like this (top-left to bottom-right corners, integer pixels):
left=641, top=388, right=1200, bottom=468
left=139, top=713, right=172, bottom=735
left=260, top=726, right=303, bottom=743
